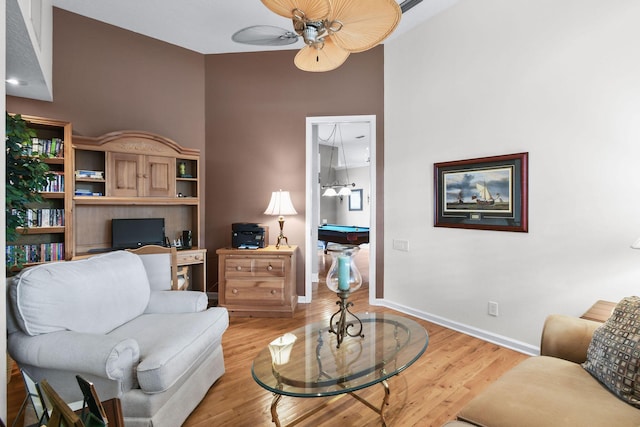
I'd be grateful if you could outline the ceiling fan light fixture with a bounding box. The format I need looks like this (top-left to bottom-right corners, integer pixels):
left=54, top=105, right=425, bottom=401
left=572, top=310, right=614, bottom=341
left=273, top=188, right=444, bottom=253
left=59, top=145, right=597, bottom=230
left=261, top=0, right=400, bottom=72
left=301, top=24, right=322, bottom=45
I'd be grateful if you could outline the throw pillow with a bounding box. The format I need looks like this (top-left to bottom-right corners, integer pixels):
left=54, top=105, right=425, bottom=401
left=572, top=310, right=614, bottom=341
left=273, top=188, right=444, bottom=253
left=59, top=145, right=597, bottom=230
left=583, top=296, right=640, bottom=407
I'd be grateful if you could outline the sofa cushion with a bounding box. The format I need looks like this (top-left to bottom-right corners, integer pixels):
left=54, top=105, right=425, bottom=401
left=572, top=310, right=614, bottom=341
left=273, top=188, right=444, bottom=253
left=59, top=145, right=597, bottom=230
left=582, top=296, right=640, bottom=408
left=458, top=356, right=640, bottom=427
left=9, top=251, right=151, bottom=336
left=108, top=307, right=229, bottom=394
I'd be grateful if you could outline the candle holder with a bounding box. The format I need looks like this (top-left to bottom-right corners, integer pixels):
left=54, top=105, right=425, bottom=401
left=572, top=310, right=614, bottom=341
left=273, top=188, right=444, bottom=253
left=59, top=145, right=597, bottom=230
left=325, top=245, right=364, bottom=348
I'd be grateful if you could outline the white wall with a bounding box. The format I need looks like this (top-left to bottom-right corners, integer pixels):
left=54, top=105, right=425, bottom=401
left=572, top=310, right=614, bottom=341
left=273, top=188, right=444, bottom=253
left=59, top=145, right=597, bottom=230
left=383, top=0, right=640, bottom=352
left=335, top=166, right=371, bottom=226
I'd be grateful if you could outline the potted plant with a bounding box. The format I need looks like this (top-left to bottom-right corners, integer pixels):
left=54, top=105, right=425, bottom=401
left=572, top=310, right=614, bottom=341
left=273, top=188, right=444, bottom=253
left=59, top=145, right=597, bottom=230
left=5, top=112, right=53, bottom=268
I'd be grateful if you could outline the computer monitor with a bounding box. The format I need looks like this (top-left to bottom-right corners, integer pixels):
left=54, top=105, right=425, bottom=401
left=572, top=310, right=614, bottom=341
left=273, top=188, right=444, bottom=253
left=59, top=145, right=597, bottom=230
left=111, top=218, right=165, bottom=250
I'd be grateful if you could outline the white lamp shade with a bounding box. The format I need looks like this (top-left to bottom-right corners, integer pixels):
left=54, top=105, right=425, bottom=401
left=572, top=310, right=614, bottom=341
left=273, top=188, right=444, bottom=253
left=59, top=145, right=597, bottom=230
left=322, top=187, right=338, bottom=197
left=264, top=190, right=297, bottom=216
left=338, top=186, right=352, bottom=196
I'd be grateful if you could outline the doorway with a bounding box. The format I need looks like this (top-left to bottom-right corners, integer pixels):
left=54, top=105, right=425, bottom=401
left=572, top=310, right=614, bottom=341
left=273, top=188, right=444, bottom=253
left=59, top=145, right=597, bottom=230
left=304, top=115, right=377, bottom=303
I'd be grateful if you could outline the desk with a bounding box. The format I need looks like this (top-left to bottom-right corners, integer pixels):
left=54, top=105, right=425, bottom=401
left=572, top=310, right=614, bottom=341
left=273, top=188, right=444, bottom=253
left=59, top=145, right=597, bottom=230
left=318, top=224, right=369, bottom=247
left=75, top=248, right=208, bottom=293
left=176, top=248, right=207, bottom=292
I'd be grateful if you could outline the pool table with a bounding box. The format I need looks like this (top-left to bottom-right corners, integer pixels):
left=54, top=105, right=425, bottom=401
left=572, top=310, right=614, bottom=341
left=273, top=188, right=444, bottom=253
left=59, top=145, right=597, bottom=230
left=318, top=224, right=370, bottom=247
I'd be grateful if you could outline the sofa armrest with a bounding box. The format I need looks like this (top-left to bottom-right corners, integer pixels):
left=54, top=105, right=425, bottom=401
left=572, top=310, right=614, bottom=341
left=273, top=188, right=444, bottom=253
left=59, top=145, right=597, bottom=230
left=8, top=330, right=139, bottom=380
left=540, top=314, right=601, bottom=363
left=144, top=290, right=208, bottom=314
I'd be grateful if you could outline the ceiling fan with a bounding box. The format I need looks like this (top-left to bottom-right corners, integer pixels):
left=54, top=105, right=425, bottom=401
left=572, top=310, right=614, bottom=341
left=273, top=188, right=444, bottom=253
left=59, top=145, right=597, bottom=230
left=232, top=0, right=422, bottom=72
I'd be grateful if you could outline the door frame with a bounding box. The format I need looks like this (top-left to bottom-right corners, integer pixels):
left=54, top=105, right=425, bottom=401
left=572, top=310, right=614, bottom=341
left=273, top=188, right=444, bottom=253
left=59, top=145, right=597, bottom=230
left=303, top=115, right=377, bottom=303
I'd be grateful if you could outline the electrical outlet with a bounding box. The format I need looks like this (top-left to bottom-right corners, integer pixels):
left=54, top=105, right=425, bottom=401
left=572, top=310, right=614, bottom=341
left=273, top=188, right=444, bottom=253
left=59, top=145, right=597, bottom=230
left=392, top=239, right=409, bottom=252
left=488, top=301, right=499, bottom=317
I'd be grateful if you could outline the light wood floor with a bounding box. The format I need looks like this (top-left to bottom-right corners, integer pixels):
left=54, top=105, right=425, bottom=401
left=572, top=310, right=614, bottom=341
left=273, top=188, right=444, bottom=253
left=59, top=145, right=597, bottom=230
left=6, top=251, right=529, bottom=427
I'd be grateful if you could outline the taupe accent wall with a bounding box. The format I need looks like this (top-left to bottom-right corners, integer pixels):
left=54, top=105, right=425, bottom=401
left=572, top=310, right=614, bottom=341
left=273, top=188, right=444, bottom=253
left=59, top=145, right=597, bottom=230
left=7, top=8, right=385, bottom=298
left=205, top=50, right=384, bottom=297
left=6, top=8, right=207, bottom=252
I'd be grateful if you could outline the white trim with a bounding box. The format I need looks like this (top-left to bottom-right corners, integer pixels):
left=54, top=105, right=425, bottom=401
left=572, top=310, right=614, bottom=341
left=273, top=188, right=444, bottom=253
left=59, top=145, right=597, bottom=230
left=305, top=115, right=377, bottom=303
left=373, top=298, right=540, bottom=356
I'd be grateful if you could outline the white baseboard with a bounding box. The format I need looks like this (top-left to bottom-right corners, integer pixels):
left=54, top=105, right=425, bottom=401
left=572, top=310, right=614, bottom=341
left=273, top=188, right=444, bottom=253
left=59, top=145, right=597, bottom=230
left=374, top=298, right=539, bottom=356
left=298, top=295, right=312, bottom=304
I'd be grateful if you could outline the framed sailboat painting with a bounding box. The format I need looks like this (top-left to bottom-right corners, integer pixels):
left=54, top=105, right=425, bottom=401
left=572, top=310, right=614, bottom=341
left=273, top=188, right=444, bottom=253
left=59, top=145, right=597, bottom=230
left=434, top=152, right=528, bottom=232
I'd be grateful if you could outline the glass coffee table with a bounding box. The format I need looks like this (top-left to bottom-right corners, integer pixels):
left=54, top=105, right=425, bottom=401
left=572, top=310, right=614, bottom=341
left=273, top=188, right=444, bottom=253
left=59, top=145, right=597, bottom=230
left=252, top=313, right=429, bottom=426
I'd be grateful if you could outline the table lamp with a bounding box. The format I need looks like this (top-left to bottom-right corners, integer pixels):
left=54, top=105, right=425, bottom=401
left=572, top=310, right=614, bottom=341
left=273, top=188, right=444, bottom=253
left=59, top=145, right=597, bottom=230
left=264, top=190, right=297, bottom=249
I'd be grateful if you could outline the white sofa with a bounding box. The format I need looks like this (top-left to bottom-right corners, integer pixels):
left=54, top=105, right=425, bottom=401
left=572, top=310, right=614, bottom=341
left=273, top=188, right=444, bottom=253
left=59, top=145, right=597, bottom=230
left=7, top=250, right=229, bottom=427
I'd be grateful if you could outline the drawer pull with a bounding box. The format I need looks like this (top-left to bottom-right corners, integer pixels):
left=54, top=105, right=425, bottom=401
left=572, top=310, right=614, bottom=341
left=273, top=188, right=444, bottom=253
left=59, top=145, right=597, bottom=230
left=267, top=264, right=273, bottom=271
left=236, top=266, right=242, bottom=271
left=270, top=289, right=277, bottom=295
left=232, top=288, right=238, bottom=294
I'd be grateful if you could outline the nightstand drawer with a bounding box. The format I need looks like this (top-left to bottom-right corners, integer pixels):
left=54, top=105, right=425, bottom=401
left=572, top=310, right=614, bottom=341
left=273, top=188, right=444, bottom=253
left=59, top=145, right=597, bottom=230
left=225, top=258, right=286, bottom=278
left=225, top=279, right=285, bottom=305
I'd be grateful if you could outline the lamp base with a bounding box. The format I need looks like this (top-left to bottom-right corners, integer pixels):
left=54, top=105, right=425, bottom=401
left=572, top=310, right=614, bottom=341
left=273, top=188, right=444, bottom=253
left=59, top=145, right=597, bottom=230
left=275, top=233, right=290, bottom=249
left=275, top=216, right=291, bottom=249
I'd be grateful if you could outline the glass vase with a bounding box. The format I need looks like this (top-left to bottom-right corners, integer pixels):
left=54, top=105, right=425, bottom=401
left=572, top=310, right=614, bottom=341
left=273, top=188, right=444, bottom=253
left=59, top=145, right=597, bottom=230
left=325, top=245, right=362, bottom=294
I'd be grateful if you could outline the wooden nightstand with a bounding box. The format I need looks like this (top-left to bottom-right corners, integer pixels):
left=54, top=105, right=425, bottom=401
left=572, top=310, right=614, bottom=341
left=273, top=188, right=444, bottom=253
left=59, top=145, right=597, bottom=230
left=581, top=300, right=617, bottom=323
left=216, top=245, right=297, bottom=317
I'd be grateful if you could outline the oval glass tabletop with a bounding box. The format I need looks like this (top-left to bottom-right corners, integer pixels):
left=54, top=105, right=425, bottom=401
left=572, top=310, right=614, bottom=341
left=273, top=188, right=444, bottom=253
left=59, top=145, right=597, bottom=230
left=252, top=313, right=429, bottom=398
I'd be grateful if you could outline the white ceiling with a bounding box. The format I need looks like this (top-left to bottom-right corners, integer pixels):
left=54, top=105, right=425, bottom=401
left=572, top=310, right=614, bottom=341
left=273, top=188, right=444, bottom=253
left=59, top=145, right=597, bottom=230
left=318, top=121, right=371, bottom=169
left=50, top=0, right=459, bottom=54
left=6, top=0, right=459, bottom=101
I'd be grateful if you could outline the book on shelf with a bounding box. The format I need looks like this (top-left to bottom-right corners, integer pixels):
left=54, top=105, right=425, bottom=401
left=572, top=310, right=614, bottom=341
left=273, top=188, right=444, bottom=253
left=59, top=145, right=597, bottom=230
left=24, top=137, right=64, bottom=158
left=27, top=208, right=64, bottom=227
left=75, top=170, right=104, bottom=179
left=40, top=171, right=64, bottom=192
left=75, top=189, right=103, bottom=196
left=6, top=242, right=65, bottom=266
left=16, top=208, right=65, bottom=227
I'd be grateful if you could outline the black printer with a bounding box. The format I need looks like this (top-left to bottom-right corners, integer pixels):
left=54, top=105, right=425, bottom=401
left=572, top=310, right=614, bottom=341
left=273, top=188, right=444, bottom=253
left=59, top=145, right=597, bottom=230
left=232, top=223, right=268, bottom=249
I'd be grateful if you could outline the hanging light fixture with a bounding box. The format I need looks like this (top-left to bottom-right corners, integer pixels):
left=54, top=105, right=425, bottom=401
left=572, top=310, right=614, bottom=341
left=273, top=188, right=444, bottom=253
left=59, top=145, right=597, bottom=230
left=322, top=187, right=338, bottom=197
left=320, top=124, right=356, bottom=197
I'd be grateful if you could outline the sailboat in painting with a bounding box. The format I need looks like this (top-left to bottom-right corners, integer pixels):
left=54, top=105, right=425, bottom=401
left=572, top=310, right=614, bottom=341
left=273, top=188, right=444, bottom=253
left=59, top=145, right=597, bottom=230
left=472, top=182, right=495, bottom=205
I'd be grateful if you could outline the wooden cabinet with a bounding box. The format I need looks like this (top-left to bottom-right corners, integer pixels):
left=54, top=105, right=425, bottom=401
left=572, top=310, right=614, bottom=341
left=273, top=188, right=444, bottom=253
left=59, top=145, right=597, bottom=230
left=107, top=152, right=175, bottom=198
left=72, top=131, right=202, bottom=263
left=6, top=115, right=73, bottom=268
left=217, top=246, right=298, bottom=317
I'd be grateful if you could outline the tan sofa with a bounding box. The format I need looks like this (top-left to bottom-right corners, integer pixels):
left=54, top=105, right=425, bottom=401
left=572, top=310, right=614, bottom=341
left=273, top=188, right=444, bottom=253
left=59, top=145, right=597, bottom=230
left=445, top=314, right=640, bottom=427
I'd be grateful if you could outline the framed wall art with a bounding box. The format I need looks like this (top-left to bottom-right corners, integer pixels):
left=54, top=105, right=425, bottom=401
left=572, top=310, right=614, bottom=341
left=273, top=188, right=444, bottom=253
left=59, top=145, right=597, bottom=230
left=348, top=189, right=363, bottom=211
left=434, top=152, right=528, bottom=232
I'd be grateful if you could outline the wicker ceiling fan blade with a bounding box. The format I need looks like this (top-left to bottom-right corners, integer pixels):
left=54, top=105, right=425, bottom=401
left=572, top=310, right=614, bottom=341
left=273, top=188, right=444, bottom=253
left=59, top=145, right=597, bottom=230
left=294, top=38, right=350, bottom=72
left=328, top=0, right=401, bottom=53
left=261, top=0, right=331, bottom=20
